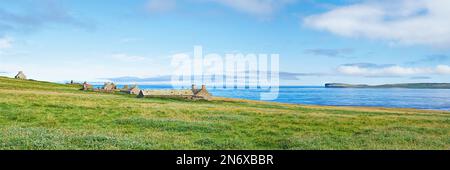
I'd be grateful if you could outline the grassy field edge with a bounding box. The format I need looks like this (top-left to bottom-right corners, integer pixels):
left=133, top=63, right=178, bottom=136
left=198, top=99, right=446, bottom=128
left=0, top=76, right=449, bottom=150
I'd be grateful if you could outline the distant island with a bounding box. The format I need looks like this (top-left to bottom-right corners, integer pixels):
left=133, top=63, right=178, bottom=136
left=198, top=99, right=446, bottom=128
left=325, top=83, right=450, bottom=89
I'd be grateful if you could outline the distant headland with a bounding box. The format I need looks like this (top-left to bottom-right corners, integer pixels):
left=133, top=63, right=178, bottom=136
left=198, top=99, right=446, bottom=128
left=325, top=83, right=450, bottom=89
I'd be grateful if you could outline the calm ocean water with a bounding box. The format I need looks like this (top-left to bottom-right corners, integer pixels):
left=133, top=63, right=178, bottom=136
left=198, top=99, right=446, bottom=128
left=117, top=85, right=450, bottom=111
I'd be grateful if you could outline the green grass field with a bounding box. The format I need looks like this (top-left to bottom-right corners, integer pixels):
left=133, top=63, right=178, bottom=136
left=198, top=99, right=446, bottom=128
left=0, top=76, right=449, bottom=150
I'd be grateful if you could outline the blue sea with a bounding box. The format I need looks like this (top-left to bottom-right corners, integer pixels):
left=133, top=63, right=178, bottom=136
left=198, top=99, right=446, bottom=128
left=120, top=85, right=450, bottom=111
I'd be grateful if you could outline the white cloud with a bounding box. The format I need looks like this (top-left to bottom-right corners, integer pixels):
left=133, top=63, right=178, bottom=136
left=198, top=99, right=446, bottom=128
left=147, top=0, right=177, bottom=13
left=0, top=37, right=13, bottom=49
left=436, top=65, right=450, bottom=74
left=304, top=0, right=450, bottom=47
left=337, top=64, right=450, bottom=77
left=120, top=38, right=141, bottom=43
left=0, top=60, right=169, bottom=83
left=111, top=53, right=147, bottom=62
left=145, top=0, right=295, bottom=18
left=0, top=1, right=94, bottom=34
left=213, top=0, right=295, bottom=17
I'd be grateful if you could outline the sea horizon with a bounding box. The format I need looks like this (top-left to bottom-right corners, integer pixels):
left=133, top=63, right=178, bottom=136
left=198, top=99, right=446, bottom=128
left=91, top=84, right=450, bottom=111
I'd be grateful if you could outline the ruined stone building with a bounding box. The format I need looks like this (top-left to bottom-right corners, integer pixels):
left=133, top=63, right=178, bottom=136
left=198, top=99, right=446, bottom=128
left=81, top=82, right=93, bottom=91
left=137, top=84, right=212, bottom=100
left=102, top=82, right=117, bottom=91
left=120, top=85, right=140, bottom=95
left=193, top=85, right=212, bottom=99
left=15, top=71, right=27, bottom=80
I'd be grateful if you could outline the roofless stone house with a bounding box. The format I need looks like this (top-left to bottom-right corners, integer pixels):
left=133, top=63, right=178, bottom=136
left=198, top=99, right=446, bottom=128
left=120, top=85, right=140, bottom=95
left=14, top=71, right=27, bottom=80
left=137, top=84, right=212, bottom=100
left=81, top=82, right=93, bottom=91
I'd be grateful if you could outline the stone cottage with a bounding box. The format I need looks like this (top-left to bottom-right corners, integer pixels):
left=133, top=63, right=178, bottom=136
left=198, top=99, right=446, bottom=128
left=14, top=71, right=27, bottom=80
left=81, top=82, right=93, bottom=91
left=120, top=85, right=140, bottom=95
left=193, top=85, right=212, bottom=100
left=102, top=82, right=117, bottom=91
left=137, top=84, right=212, bottom=100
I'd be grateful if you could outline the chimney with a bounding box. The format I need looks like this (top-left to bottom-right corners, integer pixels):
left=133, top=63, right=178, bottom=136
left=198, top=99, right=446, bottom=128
left=201, top=85, right=206, bottom=90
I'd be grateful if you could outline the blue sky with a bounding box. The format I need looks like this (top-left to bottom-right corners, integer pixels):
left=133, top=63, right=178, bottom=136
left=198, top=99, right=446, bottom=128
left=0, top=0, right=450, bottom=85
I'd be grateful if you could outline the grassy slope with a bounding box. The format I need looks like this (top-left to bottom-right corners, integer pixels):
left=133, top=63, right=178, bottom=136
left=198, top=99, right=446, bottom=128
left=0, top=76, right=449, bottom=150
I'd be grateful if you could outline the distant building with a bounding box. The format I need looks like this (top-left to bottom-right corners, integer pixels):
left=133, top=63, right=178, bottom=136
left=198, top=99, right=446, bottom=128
left=120, top=85, right=140, bottom=95
left=67, top=80, right=82, bottom=85
left=81, top=82, right=93, bottom=91
left=102, top=82, right=117, bottom=91
left=14, top=71, right=27, bottom=80
left=195, top=85, right=212, bottom=99
left=138, top=84, right=212, bottom=100
left=128, top=86, right=140, bottom=95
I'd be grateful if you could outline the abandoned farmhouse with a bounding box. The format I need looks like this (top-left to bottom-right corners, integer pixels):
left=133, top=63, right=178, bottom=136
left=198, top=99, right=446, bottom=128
left=137, top=84, right=212, bottom=100
left=11, top=71, right=212, bottom=100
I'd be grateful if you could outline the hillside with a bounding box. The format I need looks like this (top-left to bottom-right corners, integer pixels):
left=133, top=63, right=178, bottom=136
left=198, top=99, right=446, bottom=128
left=0, top=76, right=449, bottom=149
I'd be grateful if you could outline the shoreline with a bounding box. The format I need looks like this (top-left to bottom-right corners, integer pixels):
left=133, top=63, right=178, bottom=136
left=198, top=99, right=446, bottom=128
left=1, top=76, right=449, bottom=149
left=3, top=76, right=449, bottom=112
left=211, top=96, right=450, bottom=113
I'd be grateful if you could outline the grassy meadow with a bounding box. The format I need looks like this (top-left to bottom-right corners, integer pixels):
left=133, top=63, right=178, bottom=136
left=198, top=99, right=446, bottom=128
left=0, top=76, right=449, bottom=150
